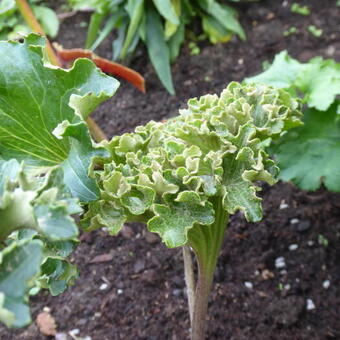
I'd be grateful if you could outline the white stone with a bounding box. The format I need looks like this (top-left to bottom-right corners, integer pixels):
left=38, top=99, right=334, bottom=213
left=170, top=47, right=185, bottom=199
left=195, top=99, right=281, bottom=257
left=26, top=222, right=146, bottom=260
left=289, top=244, right=298, bottom=251
left=284, top=284, right=291, bottom=290
left=307, top=240, right=314, bottom=246
left=306, top=299, right=316, bottom=310
left=290, top=218, right=299, bottom=225
left=279, top=201, right=288, bottom=209
left=275, top=257, right=286, bottom=269
left=69, top=329, right=80, bottom=336
left=323, top=280, right=330, bottom=289
left=244, top=282, right=253, bottom=289
left=117, top=289, right=123, bottom=295
left=99, top=283, right=108, bottom=290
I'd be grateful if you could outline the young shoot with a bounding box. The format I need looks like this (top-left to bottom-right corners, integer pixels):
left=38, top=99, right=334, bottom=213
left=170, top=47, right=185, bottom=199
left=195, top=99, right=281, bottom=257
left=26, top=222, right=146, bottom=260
left=84, top=82, right=302, bottom=339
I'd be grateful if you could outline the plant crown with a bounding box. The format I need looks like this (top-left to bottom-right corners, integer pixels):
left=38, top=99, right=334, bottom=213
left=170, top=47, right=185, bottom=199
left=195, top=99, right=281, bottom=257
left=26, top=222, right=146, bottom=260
left=84, top=82, right=302, bottom=247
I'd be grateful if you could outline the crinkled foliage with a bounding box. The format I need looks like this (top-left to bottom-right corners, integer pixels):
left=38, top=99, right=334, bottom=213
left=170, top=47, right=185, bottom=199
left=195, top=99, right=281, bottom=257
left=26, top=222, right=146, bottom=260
left=0, top=159, right=80, bottom=327
left=84, top=82, right=302, bottom=248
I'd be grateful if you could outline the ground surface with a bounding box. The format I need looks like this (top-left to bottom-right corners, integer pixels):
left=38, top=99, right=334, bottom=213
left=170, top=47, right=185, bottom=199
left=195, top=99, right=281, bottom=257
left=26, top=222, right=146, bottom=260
left=1, top=0, right=340, bottom=339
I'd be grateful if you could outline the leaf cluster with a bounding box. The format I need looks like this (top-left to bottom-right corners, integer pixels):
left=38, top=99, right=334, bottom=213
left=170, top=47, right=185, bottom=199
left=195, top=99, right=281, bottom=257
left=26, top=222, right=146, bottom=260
left=84, top=82, right=301, bottom=248
left=0, top=0, right=59, bottom=40
left=246, top=51, right=340, bottom=191
left=0, top=34, right=119, bottom=328
left=69, top=0, right=246, bottom=94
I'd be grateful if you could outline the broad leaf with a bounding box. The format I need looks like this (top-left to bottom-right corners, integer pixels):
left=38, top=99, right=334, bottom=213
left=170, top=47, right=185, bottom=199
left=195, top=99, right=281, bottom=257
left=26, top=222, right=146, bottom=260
left=148, top=192, right=215, bottom=248
left=272, top=103, right=340, bottom=191
left=0, top=34, right=119, bottom=202
left=246, top=51, right=340, bottom=111
left=245, top=51, right=303, bottom=89
left=33, top=6, right=59, bottom=38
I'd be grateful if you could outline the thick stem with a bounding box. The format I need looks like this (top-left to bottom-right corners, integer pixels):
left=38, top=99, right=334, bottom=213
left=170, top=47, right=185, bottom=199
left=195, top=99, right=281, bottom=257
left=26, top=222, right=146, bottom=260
left=189, top=198, right=228, bottom=340
left=183, top=246, right=195, bottom=323
left=15, top=0, right=107, bottom=143
left=191, top=269, right=212, bottom=340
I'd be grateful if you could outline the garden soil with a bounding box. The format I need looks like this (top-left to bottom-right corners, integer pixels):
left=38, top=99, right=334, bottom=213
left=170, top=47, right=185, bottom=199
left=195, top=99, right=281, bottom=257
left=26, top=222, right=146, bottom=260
left=1, top=0, right=340, bottom=339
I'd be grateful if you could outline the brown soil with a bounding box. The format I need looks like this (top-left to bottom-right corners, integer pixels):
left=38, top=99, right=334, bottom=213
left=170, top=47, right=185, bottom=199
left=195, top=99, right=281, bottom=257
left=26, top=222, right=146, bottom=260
left=1, top=0, right=340, bottom=339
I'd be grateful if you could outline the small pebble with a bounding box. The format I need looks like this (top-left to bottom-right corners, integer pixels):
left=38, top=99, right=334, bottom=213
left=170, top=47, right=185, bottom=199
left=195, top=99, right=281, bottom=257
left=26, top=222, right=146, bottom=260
left=99, top=283, right=108, bottom=290
left=323, top=280, right=330, bottom=289
left=284, top=284, right=291, bottom=290
left=280, top=269, right=287, bottom=275
left=244, top=282, right=253, bottom=289
left=55, top=333, right=68, bottom=340
left=69, top=329, right=80, bottom=336
left=254, top=270, right=260, bottom=276
left=289, top=244, right=298, bottom=251
left=275, top=257, right=286, bottom=269
left=307, top=240, right=314, bottom=246
left=117, top=289, right=123, bottom=295
left=306, top=299, right=316, bottom=311
left=133, top=259, right=145, bottom=273
left=43, top=306, right=51, bottom=313
left=279, top=201, right=288, bottom=209
left=290, top=218, right=299, bottom=225
left=94, top=312, right=101, bottom=318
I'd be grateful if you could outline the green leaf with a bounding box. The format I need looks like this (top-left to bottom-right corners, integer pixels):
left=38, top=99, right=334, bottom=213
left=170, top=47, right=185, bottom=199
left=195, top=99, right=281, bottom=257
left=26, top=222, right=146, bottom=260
left=91, top=12, right=122, bottom=51
left=202, top=15, right=232, bottom=44
left=0, top=240, right=43, bottom=328
left=81, top=200, right=127, bottom=235
left=245, top=51, right=303, bottom=88
left=0, top=0, right=15, bottom=16
left=145, top=6, right=175, bottom=94
left=39, top=256, right=78, bottom=296
left=148, top=192, right=215, bottom=248
left=0, top=34, right=119, bottom=201
left=120, top=184, right=155, bottom=215
left=204, top=2, right=245, bottom=40
left=246, top=51, right=340, bottom=111
left=273, top=102, right=340, bottom=191
left=295, top=58, right=340, bottom=111
left=152, top=0, right=179, bottom=25
left=33, top=6, right=59, bottom=38
left=121, top=0, right=144, bottom=59
left=0, top=159, right=81, bottom=241
left=168, top=20, right=185, bottom=62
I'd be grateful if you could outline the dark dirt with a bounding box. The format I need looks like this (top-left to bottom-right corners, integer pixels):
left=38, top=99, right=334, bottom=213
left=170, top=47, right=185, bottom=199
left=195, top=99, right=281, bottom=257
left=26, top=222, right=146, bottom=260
left=1, top=0, right=340, bottom=339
